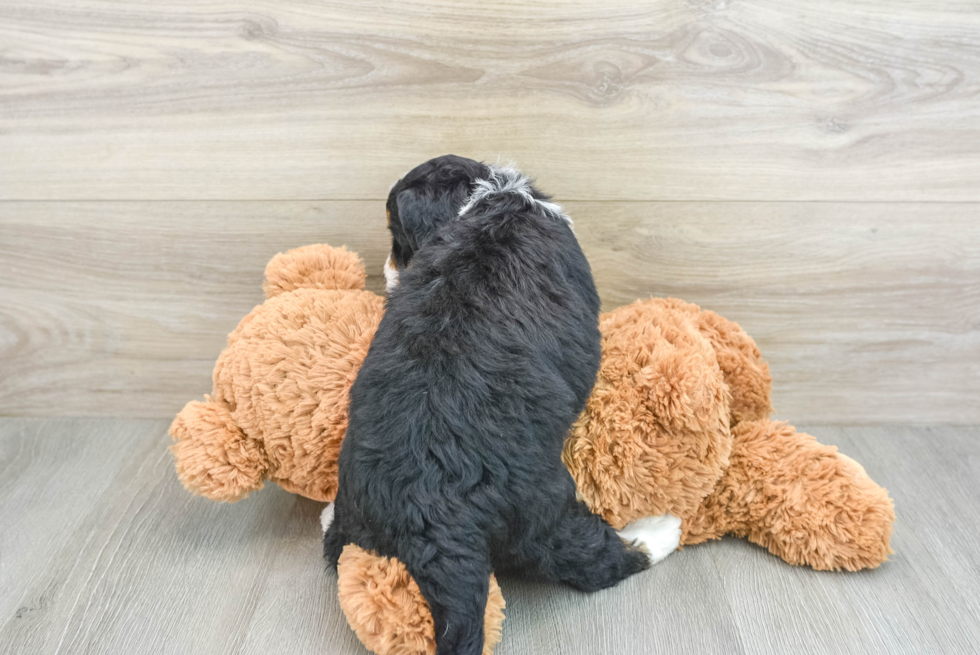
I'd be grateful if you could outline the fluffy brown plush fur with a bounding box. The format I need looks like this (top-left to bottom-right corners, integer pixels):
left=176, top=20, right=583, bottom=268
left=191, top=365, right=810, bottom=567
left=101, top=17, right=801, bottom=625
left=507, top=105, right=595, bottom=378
left=563, top=298, right=733, bottom=531
left=170, top=243, right=895, bottom=655
left=171, top=245, right=384, bottom=502
left=338, top=545, right=506, bottom=655
left=562, top=296, right=893, bottom=571
left=682, top=419, right=896, bottom=571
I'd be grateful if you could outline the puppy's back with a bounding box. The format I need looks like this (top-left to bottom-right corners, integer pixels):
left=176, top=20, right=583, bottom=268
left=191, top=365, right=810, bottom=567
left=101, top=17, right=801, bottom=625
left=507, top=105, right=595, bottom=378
left=352, top=176, right=600, bottom=464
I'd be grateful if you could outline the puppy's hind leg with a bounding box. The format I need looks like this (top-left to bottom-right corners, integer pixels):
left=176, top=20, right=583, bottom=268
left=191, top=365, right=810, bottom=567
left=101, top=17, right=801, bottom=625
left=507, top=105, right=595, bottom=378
left=402, top=540, right=492, bottom=655
left=322, top=519, right=349, bottom=570
left=539, top=497, right=653, bottom=593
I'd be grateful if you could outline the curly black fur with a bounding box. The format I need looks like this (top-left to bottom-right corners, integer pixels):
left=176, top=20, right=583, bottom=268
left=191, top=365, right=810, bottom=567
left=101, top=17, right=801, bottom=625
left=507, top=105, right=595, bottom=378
left=385, top=154, right=492, bottom=271
left=325, top=156, right=649, bottom=655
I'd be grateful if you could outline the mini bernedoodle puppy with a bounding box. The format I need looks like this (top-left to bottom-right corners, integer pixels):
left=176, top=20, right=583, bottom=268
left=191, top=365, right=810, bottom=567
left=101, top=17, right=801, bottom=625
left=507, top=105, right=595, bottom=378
left=324, top=155, right=655, bottom=655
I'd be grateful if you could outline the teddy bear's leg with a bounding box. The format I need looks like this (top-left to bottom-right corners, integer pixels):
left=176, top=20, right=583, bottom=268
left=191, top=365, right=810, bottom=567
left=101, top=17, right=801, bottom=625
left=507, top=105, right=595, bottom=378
left=336, top=544, right=505, bottom=655
left=169, top=399, right=269, bottom=502
left=683, top=419, right=895, bottom=571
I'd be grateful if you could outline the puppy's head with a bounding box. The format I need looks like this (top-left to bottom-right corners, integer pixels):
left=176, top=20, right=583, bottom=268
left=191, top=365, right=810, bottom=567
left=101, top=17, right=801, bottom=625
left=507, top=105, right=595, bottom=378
left=384, top=155, right=490, bottom=290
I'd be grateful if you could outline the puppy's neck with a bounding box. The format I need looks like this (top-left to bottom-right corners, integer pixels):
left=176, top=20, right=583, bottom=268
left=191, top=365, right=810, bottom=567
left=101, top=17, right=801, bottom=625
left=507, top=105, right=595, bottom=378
left=457, top=164, right=573, bottom=228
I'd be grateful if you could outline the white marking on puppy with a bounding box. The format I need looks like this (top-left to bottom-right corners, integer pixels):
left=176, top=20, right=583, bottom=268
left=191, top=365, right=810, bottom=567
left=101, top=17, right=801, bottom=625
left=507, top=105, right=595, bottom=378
left=458, top=163, right=573, bottom=227
left=384, top=253, right=400, bottom=292
left=320, top=502, right=335, bottom=534
left=618, top=514, right=682, bottom=565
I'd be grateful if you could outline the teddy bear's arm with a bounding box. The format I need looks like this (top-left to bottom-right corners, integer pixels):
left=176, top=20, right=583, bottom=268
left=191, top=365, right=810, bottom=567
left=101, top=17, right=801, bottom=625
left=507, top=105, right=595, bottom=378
left=169, top=398, right=270, bottom=502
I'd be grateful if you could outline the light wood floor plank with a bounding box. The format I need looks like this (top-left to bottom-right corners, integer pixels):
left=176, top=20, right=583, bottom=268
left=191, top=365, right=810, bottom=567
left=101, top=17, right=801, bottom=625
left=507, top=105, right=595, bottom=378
left=0, top=419, right=318, bottom=655
left=0, top=419, right=132, bottom=623
left=493, top=545, right=745, bottom=655
left=1, top=1, right=979, bottom=200
left=1, top=420, right=978, bottom=654
left=236, top=497, right=366, bottom=655
left=709, top=425, right=980, bottom=654
left=2, top=201, right=977, bottom=423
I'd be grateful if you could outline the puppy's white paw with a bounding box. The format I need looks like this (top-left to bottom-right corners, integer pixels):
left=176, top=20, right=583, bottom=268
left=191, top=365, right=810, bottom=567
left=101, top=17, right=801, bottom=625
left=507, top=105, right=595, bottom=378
left=618, top=514, right=682, bottom=565
left=320, top=503, right=335, bottom=534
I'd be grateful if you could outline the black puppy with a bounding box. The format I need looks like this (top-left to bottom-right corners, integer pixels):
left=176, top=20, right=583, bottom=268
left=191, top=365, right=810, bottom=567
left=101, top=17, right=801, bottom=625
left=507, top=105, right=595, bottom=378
left=325, top=155, right=651, bottom=655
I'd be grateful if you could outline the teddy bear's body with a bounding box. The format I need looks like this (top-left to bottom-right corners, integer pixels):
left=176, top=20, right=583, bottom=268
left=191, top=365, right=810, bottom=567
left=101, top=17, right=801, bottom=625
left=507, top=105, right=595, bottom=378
left=171, top=246, right=383, bottom=503
left=171, top=244, right=894, bottom=655
left=565, top=297, right=894, bottom=572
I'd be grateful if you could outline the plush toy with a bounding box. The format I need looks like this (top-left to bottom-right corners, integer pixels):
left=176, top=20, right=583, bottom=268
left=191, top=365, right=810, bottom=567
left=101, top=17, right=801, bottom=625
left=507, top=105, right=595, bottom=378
left=170, top=244, right=383, bottom=503
left=170, top=243, right=894, bottom=655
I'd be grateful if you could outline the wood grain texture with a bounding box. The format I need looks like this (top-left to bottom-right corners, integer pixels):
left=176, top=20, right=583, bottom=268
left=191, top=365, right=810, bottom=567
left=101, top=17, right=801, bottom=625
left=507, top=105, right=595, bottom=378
left=708, top=425, right=980, bottom=654
left=0, top=418, right=360, bottom=655
left=1, top=419, right=978, bottom=654
left=2, top=200, right=977, bottom=423
left=581, top=201, right=980, bottom=424
left=1, top=0, right=979, bottom=200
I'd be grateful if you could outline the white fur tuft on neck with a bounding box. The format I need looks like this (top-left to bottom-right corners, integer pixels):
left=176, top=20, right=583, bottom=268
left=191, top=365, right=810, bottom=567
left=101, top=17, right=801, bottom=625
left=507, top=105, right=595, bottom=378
left=458, top=164, right=572, bottom=227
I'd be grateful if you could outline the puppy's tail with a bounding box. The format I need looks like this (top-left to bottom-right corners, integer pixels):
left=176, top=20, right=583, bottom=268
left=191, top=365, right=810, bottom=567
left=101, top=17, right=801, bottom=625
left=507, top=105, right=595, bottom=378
left=458, top=163, right=572, bottom=227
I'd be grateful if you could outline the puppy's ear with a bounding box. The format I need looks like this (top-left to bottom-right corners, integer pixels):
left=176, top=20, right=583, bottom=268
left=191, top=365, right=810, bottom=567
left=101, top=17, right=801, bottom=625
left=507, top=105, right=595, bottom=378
left=395, top=187, right=457, bottom=251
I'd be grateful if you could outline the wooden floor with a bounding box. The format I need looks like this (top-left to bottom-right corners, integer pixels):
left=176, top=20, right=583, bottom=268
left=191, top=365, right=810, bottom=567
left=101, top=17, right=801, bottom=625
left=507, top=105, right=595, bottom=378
left=1, top=418, right=977, bottom=655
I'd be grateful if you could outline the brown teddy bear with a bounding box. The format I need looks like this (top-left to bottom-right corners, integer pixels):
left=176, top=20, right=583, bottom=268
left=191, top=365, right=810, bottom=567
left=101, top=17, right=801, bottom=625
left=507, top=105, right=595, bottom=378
left=170, top=243, right=894, bottom=655
left=170, top=244, right=383, bottom=503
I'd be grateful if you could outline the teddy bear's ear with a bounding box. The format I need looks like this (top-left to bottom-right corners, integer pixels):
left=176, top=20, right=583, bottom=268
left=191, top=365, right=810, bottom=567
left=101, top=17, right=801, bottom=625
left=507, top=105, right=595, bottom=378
left=263, top=244, right=367, bottom=299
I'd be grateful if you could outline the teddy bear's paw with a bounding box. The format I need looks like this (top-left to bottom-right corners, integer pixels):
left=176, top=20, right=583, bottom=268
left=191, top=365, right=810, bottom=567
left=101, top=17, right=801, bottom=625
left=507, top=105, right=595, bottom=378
left=321, top=503, right=335, bottom=534
left=618, top=514, right=682, bottom=565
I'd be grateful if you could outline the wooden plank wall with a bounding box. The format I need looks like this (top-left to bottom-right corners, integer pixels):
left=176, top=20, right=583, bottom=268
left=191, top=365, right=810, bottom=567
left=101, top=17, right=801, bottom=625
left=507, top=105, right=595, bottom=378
left=1, top=0, right=978, bottom=423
